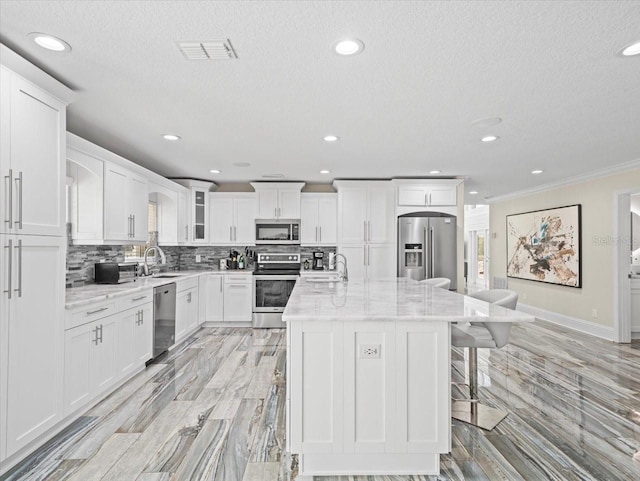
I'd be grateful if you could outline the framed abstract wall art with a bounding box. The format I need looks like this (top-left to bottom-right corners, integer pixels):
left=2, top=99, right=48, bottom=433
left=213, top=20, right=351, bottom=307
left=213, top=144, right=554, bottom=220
left=506, top=204, right=581, bottom=287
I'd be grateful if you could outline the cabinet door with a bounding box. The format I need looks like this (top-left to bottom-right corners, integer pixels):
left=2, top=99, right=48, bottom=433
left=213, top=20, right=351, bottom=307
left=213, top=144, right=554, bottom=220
left=397, top=186, right=428, bottom=206
left=278, top=189, right=301, bottom=219
left=136, top=304, right=153, bottom=365
left=300, top=197, right=319, bottom=245
left=192, top=188, right=208, bottom=243
left=104, top=164, right=130, bottom=240
left=200, top=274, right=224, bottom=323
left=317, top=196, right=337, bottom=245
left=175, top=289, right=188, bottom=342
left=5, top=235, right=65, bottom=455
left=67, top=150, right=104, bottom=242
left=129, top=175, right=148, bottom=242
left=178, top=191, right=189, bottom=243
left=427, top=184, right=457, bottom=206
left=5, top=74, right=66, bottom=236
left=63, top=321, right=95, bottom=416
left=339, top=245, right=366, bottom=280
left=257, top=189, right=279, bottom=219
left=223, top=282, right=253, bottom=322
left=185, top=288, right=199, bottom=333
left=210, top=196, right=234, bottom=244
left=366, top=244, right=396, bottom=279
left=338, top=188, right=367, bottom=244
left=367, top=185, right=394, bottom=244
left=0, top=68, right=10, bottom=236
left=92, top=315, right=118, bottom=396
left=234, top=196, right=257, bottom=244
left=117, top=308, right=138, bottom=378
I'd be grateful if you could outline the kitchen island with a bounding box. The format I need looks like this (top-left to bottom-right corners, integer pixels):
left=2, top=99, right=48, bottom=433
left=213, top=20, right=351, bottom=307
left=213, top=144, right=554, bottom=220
left=282, top=278, right=534, bottom=478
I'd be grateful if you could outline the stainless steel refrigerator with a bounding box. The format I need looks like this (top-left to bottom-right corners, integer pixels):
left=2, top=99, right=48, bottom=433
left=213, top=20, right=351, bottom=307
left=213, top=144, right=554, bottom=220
left=398, top=212, right=457, bottom=289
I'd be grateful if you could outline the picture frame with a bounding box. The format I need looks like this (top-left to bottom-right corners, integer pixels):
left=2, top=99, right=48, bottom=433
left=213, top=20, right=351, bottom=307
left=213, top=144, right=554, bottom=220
left=506, top=204, right=581, bottom=287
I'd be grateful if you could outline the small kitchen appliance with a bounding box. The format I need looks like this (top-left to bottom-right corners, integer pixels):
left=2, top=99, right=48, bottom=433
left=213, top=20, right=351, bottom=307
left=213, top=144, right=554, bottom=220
left=255, top=219, right=300, bottom=245
left=94, top=262, right=138, bottom=284
left=312, top=251, right=324, bottom=270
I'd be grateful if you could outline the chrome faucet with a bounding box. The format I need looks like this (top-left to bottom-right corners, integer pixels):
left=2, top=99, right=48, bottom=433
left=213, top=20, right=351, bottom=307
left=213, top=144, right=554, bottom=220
left=143, top=246, right=167, bottom=276
left=334, top=253, right=348, bottom=281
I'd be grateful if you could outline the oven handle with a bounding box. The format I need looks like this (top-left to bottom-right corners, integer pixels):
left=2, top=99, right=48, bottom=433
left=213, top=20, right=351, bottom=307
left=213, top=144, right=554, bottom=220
left=253, top=275, right=300, bottom=281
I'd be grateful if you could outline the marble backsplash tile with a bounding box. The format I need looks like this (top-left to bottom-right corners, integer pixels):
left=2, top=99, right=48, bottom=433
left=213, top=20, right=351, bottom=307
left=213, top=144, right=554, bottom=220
left=66, top=244, right=337, bottom=286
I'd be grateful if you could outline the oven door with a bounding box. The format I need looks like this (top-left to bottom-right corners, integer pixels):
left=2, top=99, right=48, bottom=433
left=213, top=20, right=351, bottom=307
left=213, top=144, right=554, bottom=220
left=253, top=275, right=299, bottom=313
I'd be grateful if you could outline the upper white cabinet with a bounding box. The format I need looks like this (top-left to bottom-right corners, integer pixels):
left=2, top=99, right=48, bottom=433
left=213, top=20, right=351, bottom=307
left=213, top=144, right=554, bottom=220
left=334, top=181, right=395, bottom=245
left=210, top=193, right=257, bottom=245
left=250, top=182, right=305, bottom=219
left=67, top=147, right=104, bottom=242
left=171, top=179, right=216, bottom=244
left=104, top=162, right=148, bottom=243
left=150, top=182, right=188, bottom=246
left=1, top=67, right=67, bottom=237
left=300, top=193, right=337, bottom=246
left=395, top=180, right=461, bottom=207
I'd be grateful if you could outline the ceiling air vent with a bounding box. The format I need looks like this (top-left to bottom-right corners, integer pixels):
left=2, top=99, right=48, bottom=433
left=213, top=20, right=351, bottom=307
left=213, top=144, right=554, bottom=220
left=177, top=40, right=237, bottom=60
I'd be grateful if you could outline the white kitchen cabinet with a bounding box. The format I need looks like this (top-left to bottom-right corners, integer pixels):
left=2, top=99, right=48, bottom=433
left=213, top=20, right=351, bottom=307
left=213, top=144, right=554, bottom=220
left=209, top=193, right=257, bottom=245
left=171, top=179, right=216, bottom=244
left=223, top=275, right=253, bottom=323
left=0, top=67, right=67, bottom=237
left=250, top=182, right=305, bottom=219
left=67, top=146, right=104, bottom=242
left=176, top=278, right=199, bottom=343
left=199, top=274, right=224, bottom=324
left=300, top=193, right=337, bottom=246
left=334, top=181, right=395, bottom=279
left=150, top=184, right=182, bottom=246
left=0, top=236, right=66, bottom=458
left=395, top=180, right=461, bottom=207
left=117, top=301, right=153, bottom=378
left=177, top=190, right=190, bottom=244
left=632, top=279, right=640, bottom=334
left=63, top=314, right=118, bottom=416
left=104, top=162, right=148, bottom=243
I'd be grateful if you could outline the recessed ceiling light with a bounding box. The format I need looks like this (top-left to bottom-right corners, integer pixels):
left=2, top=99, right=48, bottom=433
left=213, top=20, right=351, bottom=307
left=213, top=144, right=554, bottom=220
left=616, top=41, right=640, bottom=57
left=481, top=135, right=499, bottom=142
left=469, top=191, right=479, bottom=195
left=531, top=169, right=544, bottom=174
left=471, top=117, right=502, bottom=128
left=28, top=32, right=71, bottom=52
left=162, top=134, right=181, bottom=141
left=233, top=162, right=251, bottom=167
left=334, top=38, right=364, bottom=56
left=209, top=169, right=221, bottom=174
left=324, top=135, right=339, bottom=142
left=320, top=170, right=331, bottom=174
left=429, top=170, right=441, bottom=174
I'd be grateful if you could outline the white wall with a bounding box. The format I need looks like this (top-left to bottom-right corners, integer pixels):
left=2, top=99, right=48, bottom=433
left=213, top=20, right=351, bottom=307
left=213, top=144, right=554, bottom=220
left=489, top=168, right=640, bottom=329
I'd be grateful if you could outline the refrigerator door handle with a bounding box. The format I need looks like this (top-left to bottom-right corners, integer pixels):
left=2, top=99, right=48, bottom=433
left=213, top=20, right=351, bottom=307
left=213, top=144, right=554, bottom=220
left=430, top=227, right=435, bottom=278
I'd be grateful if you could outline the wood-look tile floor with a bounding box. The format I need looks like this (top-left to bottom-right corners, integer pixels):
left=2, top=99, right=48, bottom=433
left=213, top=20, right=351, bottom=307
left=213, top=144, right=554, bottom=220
left=3, top=321, right=640, bottom=481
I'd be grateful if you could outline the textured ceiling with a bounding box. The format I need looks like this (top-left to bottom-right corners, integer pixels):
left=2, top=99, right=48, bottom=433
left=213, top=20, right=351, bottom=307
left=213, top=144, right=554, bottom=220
left=1, top=0, right=639, bottom=200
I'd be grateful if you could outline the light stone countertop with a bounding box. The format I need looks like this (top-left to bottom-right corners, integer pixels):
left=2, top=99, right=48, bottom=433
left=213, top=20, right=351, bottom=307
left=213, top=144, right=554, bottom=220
left=65, top=269, right=254, bottom=309
left=283, top=277, right=536, bottom=323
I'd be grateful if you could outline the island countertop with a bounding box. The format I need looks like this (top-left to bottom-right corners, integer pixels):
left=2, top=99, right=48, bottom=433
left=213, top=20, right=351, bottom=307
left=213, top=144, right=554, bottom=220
left=283, top=277, right=535, bottom=323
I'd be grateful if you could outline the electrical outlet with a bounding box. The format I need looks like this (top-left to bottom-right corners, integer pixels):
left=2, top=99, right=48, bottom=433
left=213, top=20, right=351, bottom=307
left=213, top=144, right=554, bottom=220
left=359, top=344, right=381, bottom=359
left=592, top=309, right=598, bottom=318
left=195, top=255, right=202, bottom=263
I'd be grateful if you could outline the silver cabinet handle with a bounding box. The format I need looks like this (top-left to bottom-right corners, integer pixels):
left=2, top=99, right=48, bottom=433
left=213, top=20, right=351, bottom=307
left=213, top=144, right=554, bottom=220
left=234, top=225, right=237, bottom=242
left=14, top=240, right=22, bottom=297
left=187, top=292, right=192, bottom=303
left=140, top=309, right=144, bottom=324
left=3, top=240, right=12, bottom=299
left=364, top=221, right=367, bottom=242
left=230, top=225, right=233, bottom=242
left=4, top=169, right=12, bottom=228
left=274, top=207, right=277, bottom=218
left=98, top=324, right=103, bottom=343
left=220, top=277, right=223, bottom=292
left=92, top=326, right=99, bottom=345
left=132, top=214, right=135, bottom=238
left=135, top=310, right=140, bottom=324
left=128, top=215, right=133, bottom=238
left=193, top=225, right=196, bottom=240
left=14, top=172, right=23, bottom=229
left=430, top=227, right=435, bottom=278
left=228, top=284, right=246, bottom=289
left=319, top=226, right=322, bottom=243
left=315, top=226, right=318, bottom=242
left=185, top=225, right=188, bottom=240
left=132, top=295, right=147, bottom=301
left=86, top=306, right=108, bottom=315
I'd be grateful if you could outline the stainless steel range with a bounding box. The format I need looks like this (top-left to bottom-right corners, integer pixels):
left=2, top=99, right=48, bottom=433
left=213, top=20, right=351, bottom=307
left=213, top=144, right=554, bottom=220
left=253, top=252, right=300, bottom=328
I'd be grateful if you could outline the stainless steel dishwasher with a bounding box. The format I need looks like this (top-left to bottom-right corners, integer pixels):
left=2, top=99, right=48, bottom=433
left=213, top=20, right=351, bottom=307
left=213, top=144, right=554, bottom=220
left=153, top=283, right=176, bottom=358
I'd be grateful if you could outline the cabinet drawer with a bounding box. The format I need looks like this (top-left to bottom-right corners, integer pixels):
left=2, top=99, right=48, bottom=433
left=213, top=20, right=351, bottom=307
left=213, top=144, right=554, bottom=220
left=116, top=289, right=153, bottom=311
left=224, top=274, right=252, bottom=284
left=176, top=276, right=199, bottom=292
left=67, top=300, right=116, bottom=330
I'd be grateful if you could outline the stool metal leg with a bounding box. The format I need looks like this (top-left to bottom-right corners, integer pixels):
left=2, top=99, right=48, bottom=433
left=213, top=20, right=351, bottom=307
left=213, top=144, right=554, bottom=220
left=452, top=347, right=508, bottom=431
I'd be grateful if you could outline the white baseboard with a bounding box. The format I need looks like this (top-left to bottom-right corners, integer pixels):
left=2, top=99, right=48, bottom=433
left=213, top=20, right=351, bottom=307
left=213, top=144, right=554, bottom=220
left=632, top=331, right=640, bottom=340
left=518, top=303, right=615, bottom=341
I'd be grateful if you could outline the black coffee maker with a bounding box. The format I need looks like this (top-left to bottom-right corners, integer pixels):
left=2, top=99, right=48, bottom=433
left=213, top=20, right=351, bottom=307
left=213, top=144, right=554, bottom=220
left=312, top=251, right=324, bottom=270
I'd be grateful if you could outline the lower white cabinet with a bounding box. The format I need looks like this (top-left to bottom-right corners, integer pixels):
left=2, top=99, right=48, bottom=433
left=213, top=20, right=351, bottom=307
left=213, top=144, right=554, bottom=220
left=199, top=274, right=224, bottom=323
left=176, top=278, right=199, bottom=343
left=632, top=279, right=640, bottom=334
left=64, top=314, right=118, bottom=416
left=223, top=275, right=253, bottom=323
left=117, top=302, right=153, bottom=378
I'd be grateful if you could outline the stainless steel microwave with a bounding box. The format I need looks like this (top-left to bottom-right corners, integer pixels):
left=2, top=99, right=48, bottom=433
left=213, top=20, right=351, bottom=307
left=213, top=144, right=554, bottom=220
left=255, top=219, right=300, bottom=245
left=94, top=262, right=139, bottom=284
